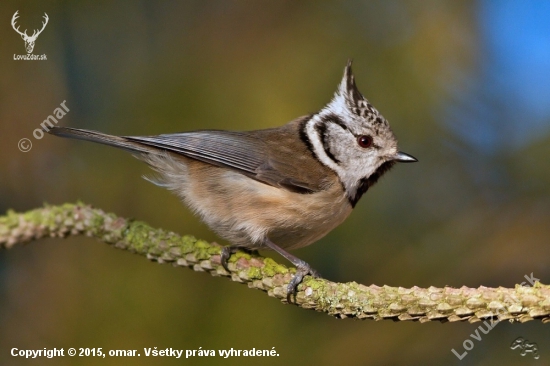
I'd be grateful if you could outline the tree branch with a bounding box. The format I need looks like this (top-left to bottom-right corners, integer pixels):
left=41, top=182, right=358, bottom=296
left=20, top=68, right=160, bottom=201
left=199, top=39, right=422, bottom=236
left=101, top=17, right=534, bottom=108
left=1, top=203, right=549, bottom=323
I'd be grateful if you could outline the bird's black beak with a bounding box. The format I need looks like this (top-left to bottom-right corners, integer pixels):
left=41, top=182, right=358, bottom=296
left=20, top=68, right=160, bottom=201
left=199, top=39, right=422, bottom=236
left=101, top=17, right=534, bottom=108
left=393, top=151, right=417, bottom=163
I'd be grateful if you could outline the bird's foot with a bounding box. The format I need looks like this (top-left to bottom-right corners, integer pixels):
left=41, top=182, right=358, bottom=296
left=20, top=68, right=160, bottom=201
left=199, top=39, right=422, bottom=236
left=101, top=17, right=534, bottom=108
left=286, top=260, right=321, bottom=303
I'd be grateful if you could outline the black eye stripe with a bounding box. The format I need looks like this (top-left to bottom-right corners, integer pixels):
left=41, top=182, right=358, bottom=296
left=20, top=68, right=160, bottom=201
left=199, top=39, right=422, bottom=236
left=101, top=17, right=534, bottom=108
left=319, top=113, right=380, bottom=150
left=321, top=114, right=376, bottom=141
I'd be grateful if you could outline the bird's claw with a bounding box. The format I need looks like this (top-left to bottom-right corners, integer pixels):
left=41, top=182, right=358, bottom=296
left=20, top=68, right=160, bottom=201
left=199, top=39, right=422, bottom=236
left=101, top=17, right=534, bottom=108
left=220, top=246, right=235, bottom=273
left=286, top=264, right=321, bottom=303
left=220, top=246, right=258, bottom=273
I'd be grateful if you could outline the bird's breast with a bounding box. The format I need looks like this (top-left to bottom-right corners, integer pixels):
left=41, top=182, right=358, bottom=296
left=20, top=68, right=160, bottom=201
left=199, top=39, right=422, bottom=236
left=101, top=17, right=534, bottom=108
left=182, top=163, right=352, bottom=250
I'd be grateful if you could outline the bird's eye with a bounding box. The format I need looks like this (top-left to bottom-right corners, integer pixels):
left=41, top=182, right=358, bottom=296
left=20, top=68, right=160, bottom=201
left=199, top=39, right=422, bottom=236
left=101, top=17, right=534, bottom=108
left=357, top=135, right=373, bottom=148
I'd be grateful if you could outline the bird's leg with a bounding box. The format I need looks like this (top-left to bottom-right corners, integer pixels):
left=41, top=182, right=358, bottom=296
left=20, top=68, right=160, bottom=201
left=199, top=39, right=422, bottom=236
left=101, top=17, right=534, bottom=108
left=263, top=238, right=321, bottom=303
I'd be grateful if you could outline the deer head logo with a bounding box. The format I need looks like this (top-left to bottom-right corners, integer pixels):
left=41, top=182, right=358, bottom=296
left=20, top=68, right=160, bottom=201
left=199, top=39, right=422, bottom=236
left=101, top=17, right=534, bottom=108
left=11, top=11, right=49, bottom=54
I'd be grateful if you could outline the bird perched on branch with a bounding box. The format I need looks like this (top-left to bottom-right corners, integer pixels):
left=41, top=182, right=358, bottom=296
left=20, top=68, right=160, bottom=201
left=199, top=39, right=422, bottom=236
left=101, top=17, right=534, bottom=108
left=47, top=61, right=417, bottom=302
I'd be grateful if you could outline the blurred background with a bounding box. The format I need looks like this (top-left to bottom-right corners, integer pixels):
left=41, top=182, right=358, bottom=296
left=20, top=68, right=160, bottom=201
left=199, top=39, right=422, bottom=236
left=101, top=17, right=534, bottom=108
left=1, top=0, right=549, bottom=365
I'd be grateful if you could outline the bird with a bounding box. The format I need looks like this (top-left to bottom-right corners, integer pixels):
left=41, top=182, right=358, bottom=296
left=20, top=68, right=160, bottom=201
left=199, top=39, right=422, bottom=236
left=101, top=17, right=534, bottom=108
left=47, top=61, right=417, bottom=302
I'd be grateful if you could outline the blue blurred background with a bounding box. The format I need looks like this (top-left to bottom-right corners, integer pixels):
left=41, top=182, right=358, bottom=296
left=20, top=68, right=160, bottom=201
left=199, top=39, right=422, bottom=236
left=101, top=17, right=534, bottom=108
left=1, top=1, right=549, bottom=365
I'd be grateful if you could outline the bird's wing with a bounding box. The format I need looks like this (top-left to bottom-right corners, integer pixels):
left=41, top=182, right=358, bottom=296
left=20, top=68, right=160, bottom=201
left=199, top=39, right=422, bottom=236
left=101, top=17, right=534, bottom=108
left=125, top=130, right=319, bottom=193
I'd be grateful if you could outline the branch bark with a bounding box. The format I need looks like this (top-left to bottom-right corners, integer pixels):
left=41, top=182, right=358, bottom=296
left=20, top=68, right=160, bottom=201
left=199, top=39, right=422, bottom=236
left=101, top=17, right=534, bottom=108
left=1, top=203, right=549, bottom=323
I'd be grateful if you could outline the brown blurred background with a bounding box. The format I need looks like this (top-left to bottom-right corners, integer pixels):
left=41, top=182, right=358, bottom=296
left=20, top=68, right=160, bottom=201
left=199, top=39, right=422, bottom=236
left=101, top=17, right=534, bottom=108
left=1, top=1, right=549, bottom=365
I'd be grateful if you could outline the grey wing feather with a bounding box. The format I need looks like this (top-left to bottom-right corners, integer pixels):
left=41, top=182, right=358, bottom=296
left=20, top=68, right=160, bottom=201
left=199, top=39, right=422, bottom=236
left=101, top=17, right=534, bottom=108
left=125, top=131, right=317, bottom=193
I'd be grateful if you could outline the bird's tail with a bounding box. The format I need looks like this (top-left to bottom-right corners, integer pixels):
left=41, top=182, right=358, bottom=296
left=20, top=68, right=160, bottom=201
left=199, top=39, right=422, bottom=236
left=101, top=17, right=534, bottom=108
left=47, top=126, right=155, bottom=155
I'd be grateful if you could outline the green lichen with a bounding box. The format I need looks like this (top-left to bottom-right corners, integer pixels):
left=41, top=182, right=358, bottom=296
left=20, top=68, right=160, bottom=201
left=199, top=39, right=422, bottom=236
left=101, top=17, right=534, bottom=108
left=24, top=208, right=50, bottom=227
left=177, top=235, right=198, bottom=254
left=62, top=202, right=78, bottom=211
left=194, top=239, right=210, bottom=249
left=194, top=239, right=216, bottom=260
left=196, top=239, right=220, bottom=256
left=233, top=251, right=252, bottom=260
left=246, top=266, right=262, bottom=280
left=1, top=210, right=19, bottom=228
left=87, top=212, right=106, bottom=236
left=124, top=221, right=154, bottom=254
left=262, top=257, right=288, bottom=276
left=303, top=277, right=325, bottom=291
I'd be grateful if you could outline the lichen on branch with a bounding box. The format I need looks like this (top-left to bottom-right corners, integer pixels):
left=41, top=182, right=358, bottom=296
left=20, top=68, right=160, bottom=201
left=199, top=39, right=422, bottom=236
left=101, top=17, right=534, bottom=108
left=1, top=203, right=549, bottom=323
